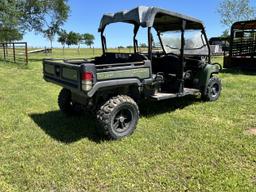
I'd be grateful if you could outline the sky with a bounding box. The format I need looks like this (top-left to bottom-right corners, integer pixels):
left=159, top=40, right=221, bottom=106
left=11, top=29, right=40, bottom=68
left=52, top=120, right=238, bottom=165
left=23, top=0, right=228, bottom=48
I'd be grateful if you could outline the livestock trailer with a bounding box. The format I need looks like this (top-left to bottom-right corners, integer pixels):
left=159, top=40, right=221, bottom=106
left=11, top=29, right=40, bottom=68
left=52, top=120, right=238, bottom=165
left=224, top=20, right=256, bottom=70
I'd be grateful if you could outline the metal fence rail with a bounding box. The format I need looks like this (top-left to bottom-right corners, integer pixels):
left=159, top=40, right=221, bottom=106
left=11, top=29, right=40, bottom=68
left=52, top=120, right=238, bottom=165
left=0, top=42, right=28, bottom=64
left=232, top=39, right=256, bottom=56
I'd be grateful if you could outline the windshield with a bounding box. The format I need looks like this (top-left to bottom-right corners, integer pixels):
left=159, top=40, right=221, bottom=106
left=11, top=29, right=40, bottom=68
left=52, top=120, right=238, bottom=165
left=160, top=30, right=208, bottom=55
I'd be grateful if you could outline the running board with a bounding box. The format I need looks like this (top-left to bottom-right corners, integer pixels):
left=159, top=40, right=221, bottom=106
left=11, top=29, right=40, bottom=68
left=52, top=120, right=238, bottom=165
left=151, top=93, right=178, bottom=101
left=183, top=88, right=201, bottom=96
left=151, top=88, right=200, bottom=101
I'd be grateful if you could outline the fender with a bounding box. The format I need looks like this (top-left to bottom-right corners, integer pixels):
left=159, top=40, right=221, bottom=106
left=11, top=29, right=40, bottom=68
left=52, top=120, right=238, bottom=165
left=87, top=78, right=143, bottom=97
left=197, top=64, right=220, bottom=93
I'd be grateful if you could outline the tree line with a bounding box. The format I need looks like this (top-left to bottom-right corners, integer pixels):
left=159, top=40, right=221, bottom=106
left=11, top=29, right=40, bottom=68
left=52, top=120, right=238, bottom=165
left=1, top=0, right=255, bottom=46
left=58, top=30, right=95, bottom=52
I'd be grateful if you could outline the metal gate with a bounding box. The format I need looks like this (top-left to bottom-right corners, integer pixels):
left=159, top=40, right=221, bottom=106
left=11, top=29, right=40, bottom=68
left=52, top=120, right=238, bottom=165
left=0, top=42, right=28, bottom=64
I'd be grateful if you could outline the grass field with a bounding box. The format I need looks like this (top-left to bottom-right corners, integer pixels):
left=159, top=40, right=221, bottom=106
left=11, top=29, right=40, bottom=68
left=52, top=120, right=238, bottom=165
left=0, top=49, right=255, bottom=191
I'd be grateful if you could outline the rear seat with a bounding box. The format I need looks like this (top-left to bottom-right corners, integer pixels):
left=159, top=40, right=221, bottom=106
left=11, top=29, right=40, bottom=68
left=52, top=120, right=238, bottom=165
left=152, top=55, right=180, bottom=75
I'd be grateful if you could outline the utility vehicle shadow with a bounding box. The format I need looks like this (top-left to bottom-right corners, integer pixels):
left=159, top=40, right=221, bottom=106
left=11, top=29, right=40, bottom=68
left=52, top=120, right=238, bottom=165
left=30, top=96, right=199, bottom=144
left=29, top=111, right=103, bottom=144
left=221, top=68, right=256, bottom=75
left=139, top=95, right=199, bottom=117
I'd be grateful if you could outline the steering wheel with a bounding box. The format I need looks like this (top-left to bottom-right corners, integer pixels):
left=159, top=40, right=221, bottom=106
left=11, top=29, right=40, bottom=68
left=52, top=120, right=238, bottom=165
left=165, top=52, right=179, bottom=58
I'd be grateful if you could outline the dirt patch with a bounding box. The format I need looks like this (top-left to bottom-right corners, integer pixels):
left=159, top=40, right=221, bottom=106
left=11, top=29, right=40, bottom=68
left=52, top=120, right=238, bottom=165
left=252, top=176, right=256, bottom=184
left=244, top=128, right=256, bottom=135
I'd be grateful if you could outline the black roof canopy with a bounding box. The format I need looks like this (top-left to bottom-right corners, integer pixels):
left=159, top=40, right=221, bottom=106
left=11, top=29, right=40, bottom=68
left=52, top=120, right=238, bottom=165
left=99, top=6, right=204, bottom=32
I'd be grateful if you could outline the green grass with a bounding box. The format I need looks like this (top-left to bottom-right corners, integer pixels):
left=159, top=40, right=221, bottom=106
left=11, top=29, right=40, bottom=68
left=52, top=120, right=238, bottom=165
left=0, top=49, right=256, bottom=191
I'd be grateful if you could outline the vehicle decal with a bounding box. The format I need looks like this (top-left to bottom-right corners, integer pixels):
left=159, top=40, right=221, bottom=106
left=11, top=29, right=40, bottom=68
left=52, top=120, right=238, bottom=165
left=97, top=68, right=150, bottom=80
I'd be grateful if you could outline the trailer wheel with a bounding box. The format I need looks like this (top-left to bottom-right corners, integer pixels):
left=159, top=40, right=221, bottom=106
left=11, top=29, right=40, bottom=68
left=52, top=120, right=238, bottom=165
left=58, top=88, right=77, bottom=115
left=202, top=77, right=222, bottom=101
left=96, top=95, right=139, bottom=140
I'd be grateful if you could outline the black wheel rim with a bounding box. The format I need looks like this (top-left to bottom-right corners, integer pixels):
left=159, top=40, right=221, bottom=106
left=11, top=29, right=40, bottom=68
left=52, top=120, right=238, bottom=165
left=112, top=108, right=133, bottom=133
left=211, top=83, right=220, bottom=98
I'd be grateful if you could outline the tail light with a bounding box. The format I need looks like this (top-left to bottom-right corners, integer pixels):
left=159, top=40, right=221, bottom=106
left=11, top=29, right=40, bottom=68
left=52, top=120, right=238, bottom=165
left=82, top=72, right=93, bottom=81
left=82, top=72, right=93, bottom=91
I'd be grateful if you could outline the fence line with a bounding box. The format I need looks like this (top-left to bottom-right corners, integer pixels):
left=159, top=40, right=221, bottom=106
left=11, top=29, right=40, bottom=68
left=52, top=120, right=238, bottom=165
left=0, top=42, right=28, bottom=64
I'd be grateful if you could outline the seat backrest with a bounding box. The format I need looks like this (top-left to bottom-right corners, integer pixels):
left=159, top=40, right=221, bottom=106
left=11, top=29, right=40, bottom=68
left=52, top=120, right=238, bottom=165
left=152, top=55, right=180, bottom=74
left=185, top=58, right=206, bottom=70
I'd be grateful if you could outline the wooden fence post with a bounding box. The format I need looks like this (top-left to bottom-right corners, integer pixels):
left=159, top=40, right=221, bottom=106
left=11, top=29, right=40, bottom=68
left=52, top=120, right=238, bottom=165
left=3, top=43, right=6, bottom=61
left=5, top=43, right=8, bottom=57
left=25, top=42, right=28, bottom=64
left=13, top=43, right=16, bottom=63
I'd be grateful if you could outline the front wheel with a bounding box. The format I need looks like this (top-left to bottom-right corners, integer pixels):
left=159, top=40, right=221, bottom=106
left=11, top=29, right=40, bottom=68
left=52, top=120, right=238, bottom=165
left=96, top=95, right=139, bottom=140
left=202, top=77, right=222, bottom=101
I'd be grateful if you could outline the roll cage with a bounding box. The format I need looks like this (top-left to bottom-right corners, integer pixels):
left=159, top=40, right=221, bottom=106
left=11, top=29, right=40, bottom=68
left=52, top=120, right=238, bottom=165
left=98, top=6, right=211, bottom=63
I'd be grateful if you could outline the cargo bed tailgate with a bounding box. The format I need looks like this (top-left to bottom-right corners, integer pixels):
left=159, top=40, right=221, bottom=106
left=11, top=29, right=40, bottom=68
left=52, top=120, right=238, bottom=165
left=43, top=59, right=81, bottom=90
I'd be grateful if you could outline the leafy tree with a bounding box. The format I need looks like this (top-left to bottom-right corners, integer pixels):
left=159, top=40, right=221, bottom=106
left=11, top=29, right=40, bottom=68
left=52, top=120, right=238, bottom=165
left=0, top=27, right=23, bottom=42
left=217, top=0, right=256, bottom=28
left=41, top=1, right=70, bottom=49
left=0, top=0, right=70, bottom=44
left=43, top=24, right=59, bottom=49
left=22, top=0, right=70, bottom=32
left=221, top=29, right=230, bottom=38
left=83, top=33, right=95, bottom=48
left=58, top=30, right=68, bottom=53
left=0, top=1, right=23, bottom=42
left=0, top=0, right=22, bottom=28
left=76, top=33, right=83, bottom=53
left=66, top=31, right=79, bottom=48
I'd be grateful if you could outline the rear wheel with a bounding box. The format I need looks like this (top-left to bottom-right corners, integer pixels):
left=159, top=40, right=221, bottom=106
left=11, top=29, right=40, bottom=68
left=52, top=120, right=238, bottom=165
left=96, top=95, right=139, bottom=140
left=202, top=77, right=222, bottom=101
left=58, top=88, right=81, bottom=115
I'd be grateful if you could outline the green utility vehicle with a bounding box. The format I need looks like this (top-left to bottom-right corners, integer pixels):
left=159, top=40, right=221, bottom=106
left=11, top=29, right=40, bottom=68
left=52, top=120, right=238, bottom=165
left=43, top=6, right=222, bottom=140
